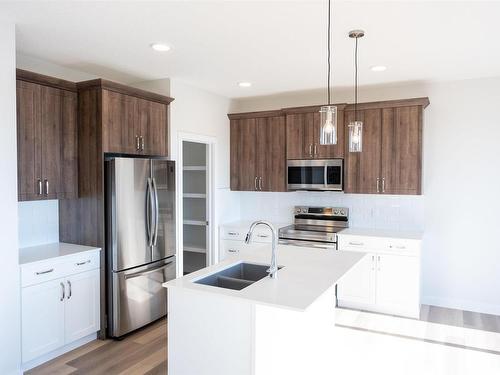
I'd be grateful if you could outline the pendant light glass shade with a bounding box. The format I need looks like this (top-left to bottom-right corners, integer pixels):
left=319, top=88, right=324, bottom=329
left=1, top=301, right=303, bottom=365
left=348, top=120, right=363, bottom=152
left=319, top=105, right=337, bottom=145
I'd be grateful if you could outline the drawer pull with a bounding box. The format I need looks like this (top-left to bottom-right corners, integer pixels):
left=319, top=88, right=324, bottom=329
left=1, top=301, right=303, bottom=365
left=76, top=260, right=91, bottom=266
left=228, top=249, right=239, bottom=253
left=348, top=241, right=364, bottom=246
left=35, top=268, right=54, bottom=275
left=390, top=245, right=407, bottom=250
left=227, top=232, right=239, bottom=236
left=257, top=234, right=269, bottom=238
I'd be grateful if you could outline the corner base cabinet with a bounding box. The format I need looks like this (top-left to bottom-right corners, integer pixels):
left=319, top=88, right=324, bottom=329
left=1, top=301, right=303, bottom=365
left=337, top=231, right=421, bottom=318
left=20, top=246, right=101, bottom=368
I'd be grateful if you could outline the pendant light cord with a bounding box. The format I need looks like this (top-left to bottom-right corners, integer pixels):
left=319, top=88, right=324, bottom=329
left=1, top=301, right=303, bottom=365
left=354, top=35, right=358, bottom=119
left=327, top=0, right=331, bottom=105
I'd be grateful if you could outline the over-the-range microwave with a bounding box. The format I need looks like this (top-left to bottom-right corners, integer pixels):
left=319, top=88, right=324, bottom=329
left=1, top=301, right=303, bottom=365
left=287, top=159, right=343, bottom=191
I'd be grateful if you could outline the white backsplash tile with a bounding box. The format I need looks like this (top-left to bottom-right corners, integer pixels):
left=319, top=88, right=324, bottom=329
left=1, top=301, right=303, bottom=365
left=18, top=200, right=59, bottom=248
left=238, top=192, right=424, bottom=231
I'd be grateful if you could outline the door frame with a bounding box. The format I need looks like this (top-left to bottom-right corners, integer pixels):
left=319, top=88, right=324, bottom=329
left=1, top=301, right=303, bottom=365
left=176, top=132, right=216, bottom=277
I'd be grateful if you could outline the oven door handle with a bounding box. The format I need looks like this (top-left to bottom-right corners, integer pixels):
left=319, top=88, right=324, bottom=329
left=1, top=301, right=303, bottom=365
left=279, top=238, right=337, bottom=250
left=324, top=165, right=328, bottom=188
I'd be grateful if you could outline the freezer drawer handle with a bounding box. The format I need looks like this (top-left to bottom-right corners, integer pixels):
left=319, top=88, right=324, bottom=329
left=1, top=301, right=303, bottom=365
left=124, top=261, right=174, bottom=280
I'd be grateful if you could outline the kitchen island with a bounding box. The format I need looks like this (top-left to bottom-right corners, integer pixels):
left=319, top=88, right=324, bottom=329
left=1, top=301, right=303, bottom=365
left=163, top=244, right=365, bottom=375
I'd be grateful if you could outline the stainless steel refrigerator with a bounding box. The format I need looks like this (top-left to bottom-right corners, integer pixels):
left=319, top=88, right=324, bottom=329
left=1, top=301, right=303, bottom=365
left=106, top=157, right=176, bottom=338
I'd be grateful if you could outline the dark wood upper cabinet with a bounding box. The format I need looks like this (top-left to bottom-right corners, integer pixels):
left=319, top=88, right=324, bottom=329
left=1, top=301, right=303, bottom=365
left=344, top=98, right=429, bottom=195
left=284, top=105, right=346, bottom=160
left=16, top=70, right=78, bottom=201
left=229, top=112, right=286, bottom=192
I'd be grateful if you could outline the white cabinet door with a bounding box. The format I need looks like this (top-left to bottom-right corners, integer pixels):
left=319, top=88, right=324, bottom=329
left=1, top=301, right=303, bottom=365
left=337, top=253, right=376, bottom=305
left=64, top=269, right=100, bottom=344
left=375, top=254, right=420, bottom=316
left=22, top=278, right=65, bottom=362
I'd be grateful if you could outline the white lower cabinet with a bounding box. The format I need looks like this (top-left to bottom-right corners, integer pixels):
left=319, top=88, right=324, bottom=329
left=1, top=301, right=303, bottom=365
left=21, top=249, right=101, bottom=366
left=64, top=269, right=100, bottom=344
left=337, top=234, right=421, bottom=318
left=22, top=279, right=66, bottom=362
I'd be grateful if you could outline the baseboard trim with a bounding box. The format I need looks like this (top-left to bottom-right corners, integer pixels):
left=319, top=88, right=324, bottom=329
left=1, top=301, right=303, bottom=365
left=22, top=333, right=97, bottom=371
left=421, top=296, right=500, bottom=316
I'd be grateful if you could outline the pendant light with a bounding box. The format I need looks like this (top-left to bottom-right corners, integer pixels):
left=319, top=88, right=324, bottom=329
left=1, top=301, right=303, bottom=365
left=348, top=29, right=365, bottom=152
left=319, top=0, right=337, bottom=145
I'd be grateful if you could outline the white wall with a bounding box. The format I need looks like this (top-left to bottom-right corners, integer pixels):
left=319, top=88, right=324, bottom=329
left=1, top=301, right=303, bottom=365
left=18, top=200, right=59, bottom=248
left=0, top=15, right=21, bottom=375
left=231, top=77, right=500, bottom=315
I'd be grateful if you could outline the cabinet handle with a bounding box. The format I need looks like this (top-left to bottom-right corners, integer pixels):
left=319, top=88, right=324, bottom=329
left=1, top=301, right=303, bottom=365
left=60, top=282, right=65, bottom=302
left=140, top=136, right=145, bottom=151
left=67, top=280, right=72, bottom=299
left=258, top=177, right=263, bottom=191
left=371, top=255, right=375, bottom=270
left=309, top=144, right=313, bottom=158
left=382, top=178, right=385, bottom=193
left=76, top=260, right=90, bottom=266
left=257, top=234, right=269, bottom=238
left=348, top=241, right=364, bottom=246
left=35, top=268, right=54, bottom=275
left=254, top=176, right=258, bottom=191
left=135, top=135, right=140, bottom=150
left=227, top=231, right=239, bottom=236
left=37, top=179, right=43, bottom=195
left=314, top=144, right=317, bottom=156
left=376, top=177, right=380, bottom=193
left=378, top=255, right=381, bottom=271
left=44, top=179, right=49, bottom=195
left=228, top=249, right=239, bottom=253
left=390, top=245, right=406, bottom=250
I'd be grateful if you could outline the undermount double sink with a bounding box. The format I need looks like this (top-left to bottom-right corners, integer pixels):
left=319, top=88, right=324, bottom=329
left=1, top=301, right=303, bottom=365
left=194, top=262, right=282, bottom=291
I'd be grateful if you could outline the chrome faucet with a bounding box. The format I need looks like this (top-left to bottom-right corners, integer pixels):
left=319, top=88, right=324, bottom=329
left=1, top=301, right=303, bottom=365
left=245, top=220, right=279, bottom=279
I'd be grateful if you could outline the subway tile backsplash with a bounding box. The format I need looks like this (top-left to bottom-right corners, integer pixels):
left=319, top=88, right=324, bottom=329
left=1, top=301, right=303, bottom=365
left=238, top=192, right=424, bottom=231
left=18, top=200, right=59, bottom=248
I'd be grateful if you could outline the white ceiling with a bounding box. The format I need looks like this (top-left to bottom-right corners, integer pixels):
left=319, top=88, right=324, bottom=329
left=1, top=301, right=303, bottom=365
left=4, top=1, right=500, bottom=98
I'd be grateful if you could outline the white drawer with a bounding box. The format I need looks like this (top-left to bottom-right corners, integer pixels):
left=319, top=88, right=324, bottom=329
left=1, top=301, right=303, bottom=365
left=21, top=251, right=100, bottom=287
left=66, top=251, right=100, bottom=275
left=380, top=239, right=420, bottom=256
left=220, top=226, right=272, bottom=243
left=339, top=235, right=380, bottom=252
left=339, top=234, right=420, bottom=256
left=21, top=261, right=66, bottom=287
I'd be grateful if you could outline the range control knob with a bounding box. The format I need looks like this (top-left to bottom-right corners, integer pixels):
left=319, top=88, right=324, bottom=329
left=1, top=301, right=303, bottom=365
left=295, top=208, right=301, bottom=213
left=302, top=208, right=307, bottom=213
left=333, top=209, right=339, bottom=215
left=340, top=210, right=346, bottom=216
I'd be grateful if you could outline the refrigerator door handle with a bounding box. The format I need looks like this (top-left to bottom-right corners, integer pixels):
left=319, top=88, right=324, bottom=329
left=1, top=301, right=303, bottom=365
left=124, top=260, right=174, bottom=280
left=151, top=177, right=160, bottom=246
left=146, top=178, right=154, bottom=247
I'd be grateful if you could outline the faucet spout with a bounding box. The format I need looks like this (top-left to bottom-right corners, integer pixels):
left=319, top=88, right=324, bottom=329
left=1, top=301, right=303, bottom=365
left=245, top=220, right=279, bottom=278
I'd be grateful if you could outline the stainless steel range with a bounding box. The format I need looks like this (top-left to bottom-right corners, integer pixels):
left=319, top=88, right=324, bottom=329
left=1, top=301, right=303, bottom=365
left=278, top=206, right=349, bottom=250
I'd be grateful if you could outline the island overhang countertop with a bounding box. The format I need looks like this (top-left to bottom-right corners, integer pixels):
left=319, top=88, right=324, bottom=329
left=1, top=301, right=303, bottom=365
left=163, top=244, right=366, bottom=311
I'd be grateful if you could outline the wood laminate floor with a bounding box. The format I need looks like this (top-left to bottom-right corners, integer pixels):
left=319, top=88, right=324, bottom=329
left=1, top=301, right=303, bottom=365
left=25, top=318, right=167, bottom=375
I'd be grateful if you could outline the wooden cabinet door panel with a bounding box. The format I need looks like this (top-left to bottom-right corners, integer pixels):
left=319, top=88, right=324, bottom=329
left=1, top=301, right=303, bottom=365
left=344, top=109, right=382, bottom=193
left=64, top=269, right=100, bottom=344
left=303, top=112, right=316, bottom=159
left=257, top=116, right=286, bottom=192
left=17, top=80, right=41, bottom=200
left=138, top=99, right=168, bottom=156
left=102, top=90, right=137, bottom=154
left=59, top=90, right=78, bottom=199
left=285, top=114, right=305, bottom=159
left=315, top=108, right=345, bottom=159
left=40, top=86, right=62, bottom=199
left=230, top=119, right=257, bottom=191
left=381, top=106, right=421, bottom=194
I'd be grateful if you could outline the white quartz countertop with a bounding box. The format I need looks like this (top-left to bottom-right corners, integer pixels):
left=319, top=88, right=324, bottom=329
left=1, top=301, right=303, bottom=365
left=19, top=242, right=101, bottom=266
left=338, top=227, right=423, bottom=241
left=164, top=244, right=365, bottom=311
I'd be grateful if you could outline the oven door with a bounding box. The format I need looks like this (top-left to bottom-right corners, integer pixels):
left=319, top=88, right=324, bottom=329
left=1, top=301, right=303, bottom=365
left=287, top=159, right=343, bottom=191
left=279, top=238, right=338, bottom=250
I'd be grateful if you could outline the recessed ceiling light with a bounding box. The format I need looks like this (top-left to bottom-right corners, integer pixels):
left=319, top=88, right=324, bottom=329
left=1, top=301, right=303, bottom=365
left=370, top=65, right=387, bottom=72
left=150, top=43, right=171, bottom=52
left=238, top=82, right=252, bottom=88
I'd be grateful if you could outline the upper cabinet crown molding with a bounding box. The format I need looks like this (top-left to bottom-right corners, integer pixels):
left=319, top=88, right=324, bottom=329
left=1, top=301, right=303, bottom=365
left=227, top=109, right=284, bottom=120
left=344, top=97, right=430, bottom=111
left=16, top=69, right=77, bottom=93
left=282, top=103, right=347, bottom=114
left=76, top=79, right=174, bottom=105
